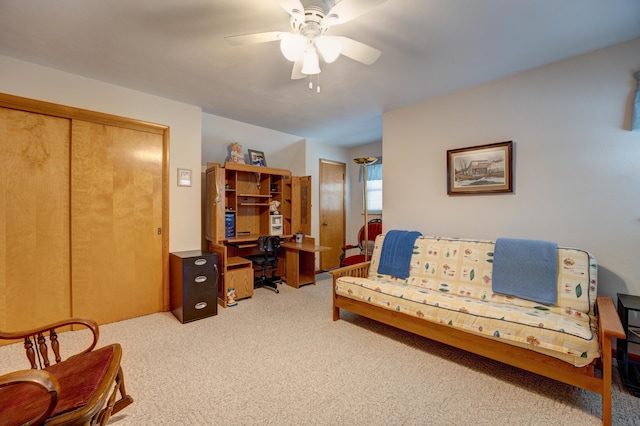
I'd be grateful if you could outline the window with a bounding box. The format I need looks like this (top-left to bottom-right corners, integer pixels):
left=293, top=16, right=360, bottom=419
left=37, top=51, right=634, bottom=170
left=360, top=158, right=382, bottom=213
left=366, top=178, right=383, bottom=213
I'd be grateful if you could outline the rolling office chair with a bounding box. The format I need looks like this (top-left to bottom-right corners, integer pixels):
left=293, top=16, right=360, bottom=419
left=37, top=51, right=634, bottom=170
left=245, top=235, right=282, bottom=293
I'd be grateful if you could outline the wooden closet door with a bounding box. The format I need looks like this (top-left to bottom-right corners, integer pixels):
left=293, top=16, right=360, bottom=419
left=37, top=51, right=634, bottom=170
left=71, top=120, right=163, bottom=324
left=0, top=107, right=71, bottom=331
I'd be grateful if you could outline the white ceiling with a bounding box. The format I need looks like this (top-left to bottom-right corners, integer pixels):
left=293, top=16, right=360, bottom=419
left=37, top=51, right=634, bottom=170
left=0, top=0, right=639, bottom=147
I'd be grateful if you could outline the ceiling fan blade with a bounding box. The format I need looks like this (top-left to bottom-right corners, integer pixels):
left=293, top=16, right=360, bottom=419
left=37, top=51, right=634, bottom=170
left=224, top=31, right=284, bottom=46
left=336, top=36, right=381, bottom=65
left=325, top=0, right=389, bottom=26
left=291, top=57, right=305, bottom=80
left=276, top=0, right=304, bottom=16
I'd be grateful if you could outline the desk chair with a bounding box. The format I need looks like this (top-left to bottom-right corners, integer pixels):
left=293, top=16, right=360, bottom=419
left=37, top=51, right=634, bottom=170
left=0, top=318, right=133, bottom=425
left=245, top=235, right=281, bottom=293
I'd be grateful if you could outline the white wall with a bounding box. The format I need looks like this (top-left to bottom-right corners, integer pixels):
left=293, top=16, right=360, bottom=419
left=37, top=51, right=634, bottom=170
left=0, top=55, right=203, bottom=252
left=201, top=113, right=306, bottom=175
left=383, top=38, right=640, bottom=299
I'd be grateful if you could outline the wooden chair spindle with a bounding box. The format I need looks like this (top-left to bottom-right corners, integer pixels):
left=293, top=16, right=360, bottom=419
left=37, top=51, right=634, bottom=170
left=50, top=329, right=61, bottom=364
left=24, top=336, right=37, bottom=369
left=37, top=332, right=51, bottom=367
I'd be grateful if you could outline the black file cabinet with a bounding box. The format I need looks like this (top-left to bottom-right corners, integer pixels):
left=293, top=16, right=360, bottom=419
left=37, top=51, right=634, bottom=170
left=170, top=251, right=219, bottom=323
left=617, top=293, right=640, bottom=397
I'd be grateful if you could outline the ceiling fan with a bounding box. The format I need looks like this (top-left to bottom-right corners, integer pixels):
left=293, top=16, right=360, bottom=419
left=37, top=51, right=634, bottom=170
left=225, top=0, right=388, bottom=83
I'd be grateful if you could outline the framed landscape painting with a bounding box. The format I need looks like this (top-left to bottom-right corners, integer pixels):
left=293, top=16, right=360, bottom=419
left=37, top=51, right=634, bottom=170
left=447, top=141, right=513, bottom=195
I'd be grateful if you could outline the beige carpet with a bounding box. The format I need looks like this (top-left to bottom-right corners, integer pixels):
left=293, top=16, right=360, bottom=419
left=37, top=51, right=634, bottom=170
left=2, top=277, right=639, bottom=425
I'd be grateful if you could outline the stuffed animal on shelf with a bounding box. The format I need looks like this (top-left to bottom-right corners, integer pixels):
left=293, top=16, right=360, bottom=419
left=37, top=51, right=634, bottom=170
left=269, top=200, right=280, bottom=215
left=228, top=142, right=245, bottom=164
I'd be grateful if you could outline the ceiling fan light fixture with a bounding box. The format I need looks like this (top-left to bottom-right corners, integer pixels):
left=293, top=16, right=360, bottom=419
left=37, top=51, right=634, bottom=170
left=316, top=35, right=342, bottom=63
left=301, top=47, right=321, bottom=75
left=280, top=34, right=306, bottom=61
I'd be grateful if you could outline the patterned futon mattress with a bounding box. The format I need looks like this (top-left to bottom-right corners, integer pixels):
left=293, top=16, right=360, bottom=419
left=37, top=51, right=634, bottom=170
left=334, top=235, right=599, bottom=367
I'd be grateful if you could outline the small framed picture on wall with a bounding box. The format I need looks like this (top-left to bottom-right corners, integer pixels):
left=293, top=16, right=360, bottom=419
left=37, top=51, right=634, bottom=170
left=177, top=168, right=192, bottom=187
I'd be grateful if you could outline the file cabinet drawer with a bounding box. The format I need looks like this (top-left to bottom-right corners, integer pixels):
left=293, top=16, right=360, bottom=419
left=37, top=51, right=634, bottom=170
left=181, top=290, right=218, bottom=323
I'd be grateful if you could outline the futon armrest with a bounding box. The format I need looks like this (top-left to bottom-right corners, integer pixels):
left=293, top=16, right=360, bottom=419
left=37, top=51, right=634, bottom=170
left=329, top=262, right=371, bottom=281
left=596, top=296, right=626, bottom=340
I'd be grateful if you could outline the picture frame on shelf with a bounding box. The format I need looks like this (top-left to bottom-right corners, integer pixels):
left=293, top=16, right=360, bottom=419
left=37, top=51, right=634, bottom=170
left=248, top=149, right=266, bottom=166
left=177, top=168, right=192, bottom=187
left=446, top=141, right=513, bottom=195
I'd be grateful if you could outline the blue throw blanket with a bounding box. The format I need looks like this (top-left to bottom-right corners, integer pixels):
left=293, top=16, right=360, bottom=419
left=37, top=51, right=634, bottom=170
left=492, top=238, right=558, bottom=305
left=378, top=230, right=422, bottom=279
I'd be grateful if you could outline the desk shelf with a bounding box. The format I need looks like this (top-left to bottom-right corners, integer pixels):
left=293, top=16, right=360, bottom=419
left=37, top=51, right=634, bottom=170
left=238, top=193, right=271, bottom=198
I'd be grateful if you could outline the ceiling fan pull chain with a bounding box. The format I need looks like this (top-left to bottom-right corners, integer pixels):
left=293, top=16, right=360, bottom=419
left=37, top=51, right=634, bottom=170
left=316, top=75, right=321, bottom=94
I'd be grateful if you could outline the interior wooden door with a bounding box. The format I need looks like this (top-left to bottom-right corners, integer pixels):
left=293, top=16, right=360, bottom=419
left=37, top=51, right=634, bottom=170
left=0, top=107, right=71, bottom=332
left=319, top=159, right=345, bottom=271
left=71, top=120, right=164, bottom=324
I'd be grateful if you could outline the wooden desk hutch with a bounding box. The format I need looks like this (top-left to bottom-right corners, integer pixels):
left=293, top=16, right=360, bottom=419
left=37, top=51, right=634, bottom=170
left=205, top=162, right=311, bottom=307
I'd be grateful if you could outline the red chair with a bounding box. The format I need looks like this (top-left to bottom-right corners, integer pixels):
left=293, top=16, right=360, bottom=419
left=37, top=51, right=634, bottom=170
left=340, top=219, right=382, bottom=266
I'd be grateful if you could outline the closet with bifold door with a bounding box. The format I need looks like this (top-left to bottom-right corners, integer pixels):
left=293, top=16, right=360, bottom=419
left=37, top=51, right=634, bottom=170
left=0, top=94, right=169, bottom=339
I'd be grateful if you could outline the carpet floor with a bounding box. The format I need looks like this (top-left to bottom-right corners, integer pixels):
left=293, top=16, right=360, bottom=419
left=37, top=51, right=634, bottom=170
left=1, top=277, right=639, bottom=425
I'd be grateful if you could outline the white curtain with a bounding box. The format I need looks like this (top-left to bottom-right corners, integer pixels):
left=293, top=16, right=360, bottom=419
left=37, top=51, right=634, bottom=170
left=358, top=158, right=382, bottom=213
left=359, top=157, right=382, bottom=181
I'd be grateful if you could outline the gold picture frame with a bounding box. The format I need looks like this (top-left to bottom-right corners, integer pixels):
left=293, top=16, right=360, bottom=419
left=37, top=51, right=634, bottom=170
left=447, top=141, right=513, bottom=195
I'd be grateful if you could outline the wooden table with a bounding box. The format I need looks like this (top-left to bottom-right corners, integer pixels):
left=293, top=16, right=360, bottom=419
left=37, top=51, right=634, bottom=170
left=281, top=240, right=330, bottom=288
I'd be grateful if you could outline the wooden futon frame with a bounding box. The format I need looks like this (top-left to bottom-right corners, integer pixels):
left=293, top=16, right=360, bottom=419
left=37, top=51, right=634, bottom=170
left=330, top=262, right=626, bottom=426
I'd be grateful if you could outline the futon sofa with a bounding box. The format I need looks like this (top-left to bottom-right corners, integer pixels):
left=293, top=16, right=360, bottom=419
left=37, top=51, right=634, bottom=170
left=330, top=233, right=625, bottom=426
